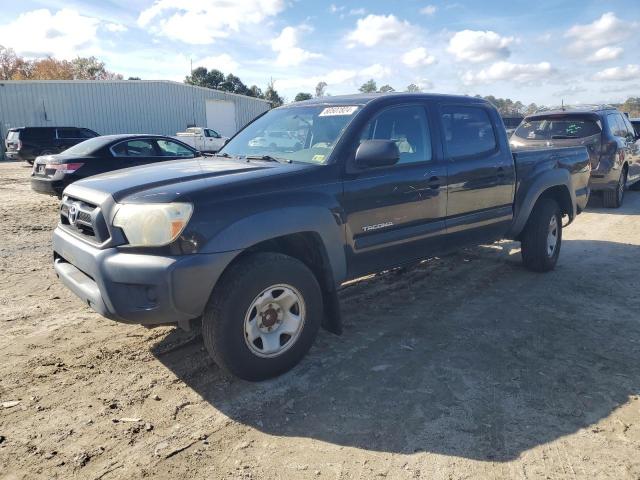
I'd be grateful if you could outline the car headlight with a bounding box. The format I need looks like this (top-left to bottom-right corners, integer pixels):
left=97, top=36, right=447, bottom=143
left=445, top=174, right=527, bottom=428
left=112, top=203, right=193, bottom=247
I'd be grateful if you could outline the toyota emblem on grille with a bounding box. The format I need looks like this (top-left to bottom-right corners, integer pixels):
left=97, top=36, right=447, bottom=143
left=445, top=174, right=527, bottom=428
left=68, top=204, right=79, bottom=225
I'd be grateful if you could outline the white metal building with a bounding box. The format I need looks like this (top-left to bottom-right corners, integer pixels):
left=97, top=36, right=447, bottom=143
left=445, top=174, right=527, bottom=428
left=0, top=80, right=271, bottom=155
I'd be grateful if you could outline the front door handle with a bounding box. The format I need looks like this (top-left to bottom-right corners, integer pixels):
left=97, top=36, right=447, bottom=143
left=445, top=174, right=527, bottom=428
left=427, top=176, right=441, bottom=189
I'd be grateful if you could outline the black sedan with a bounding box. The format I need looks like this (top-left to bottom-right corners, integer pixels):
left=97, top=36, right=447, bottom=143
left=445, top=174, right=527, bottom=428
left=30, top=134, right=200, bottom=197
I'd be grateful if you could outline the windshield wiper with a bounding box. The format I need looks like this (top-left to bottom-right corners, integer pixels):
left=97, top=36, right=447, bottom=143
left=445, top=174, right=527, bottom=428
left=245, top=155, right=290, bottom=163
left=214, top=152, right=231, bottom=158
left=551, top=135, right=579, bottom=139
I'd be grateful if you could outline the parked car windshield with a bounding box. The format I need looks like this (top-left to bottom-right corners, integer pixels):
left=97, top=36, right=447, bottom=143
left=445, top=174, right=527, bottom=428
left=60, top=136, right=109, bottom=156
left=514, top=115, right=601, bottom=140
left=220, top=105, right=361, bottom=164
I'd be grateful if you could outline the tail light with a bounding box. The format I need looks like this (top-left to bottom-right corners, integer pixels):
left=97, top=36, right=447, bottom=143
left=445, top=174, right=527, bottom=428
left=46, top=162, right=84, bottom=174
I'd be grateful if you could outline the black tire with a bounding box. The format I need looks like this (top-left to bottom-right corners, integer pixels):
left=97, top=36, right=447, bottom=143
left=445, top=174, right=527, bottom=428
left=521, top=198, right=562, bottom=272
left=202, top=252, right=322, bottom=381
left=603, top=168, right=627, bottom=208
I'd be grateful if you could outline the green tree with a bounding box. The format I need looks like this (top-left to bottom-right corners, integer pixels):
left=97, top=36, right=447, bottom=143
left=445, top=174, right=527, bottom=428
left=406, top=83, right=421, bottom=92
left=71, top=56, right=119, bottom=80
left=128, top=76, right=141, bottom=80
left=315, top=81, right=327, bottom=97
left=526, top=103, right=538, bottom=115
left=246, top=85, right=263, bottom=98
left=220, top=73, right=249, bottom=95
left=359, top=79, right=377, bottom=93
left=379, top=84, right=395, bottom=93
left=621, top=97, right=640, bottom=117
left=185, top=67, right=225, bottom=89
left=294, top=92, right=313, bottom=102
left=264, top=79, right=284, bottom=107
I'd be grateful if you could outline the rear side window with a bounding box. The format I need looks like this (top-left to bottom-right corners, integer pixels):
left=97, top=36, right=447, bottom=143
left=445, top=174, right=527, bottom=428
left=22, top=128, right=55, bottom=141
left=111, top=139, right=157, bottom=157
left=441, top=106, right=497, bottom=159
left=515, top=116, right=601, bottom=140
left=360, top=105, right=432, bottom=164
left=607, top=114, right=628, bottom=138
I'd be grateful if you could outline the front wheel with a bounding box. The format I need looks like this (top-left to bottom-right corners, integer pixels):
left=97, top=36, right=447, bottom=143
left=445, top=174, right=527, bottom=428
left=521, top=198, right=562, bottom=272
left=202, top=252, right=322, bottom=381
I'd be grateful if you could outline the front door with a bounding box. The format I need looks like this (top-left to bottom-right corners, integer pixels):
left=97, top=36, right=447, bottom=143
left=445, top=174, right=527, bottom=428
left=439, top=104, right=515, bottom=247
left=341, top=104, right=448, bottom=278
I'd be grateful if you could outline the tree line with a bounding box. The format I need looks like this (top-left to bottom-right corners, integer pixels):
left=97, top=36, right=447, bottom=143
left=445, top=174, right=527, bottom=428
left=1, top=45, right=637, bottom=116
left=0, top=46, right=122, bottom=81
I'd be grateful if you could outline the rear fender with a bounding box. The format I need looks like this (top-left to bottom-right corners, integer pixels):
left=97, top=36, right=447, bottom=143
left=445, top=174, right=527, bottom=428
left=507, top=168, right=575, bottom=239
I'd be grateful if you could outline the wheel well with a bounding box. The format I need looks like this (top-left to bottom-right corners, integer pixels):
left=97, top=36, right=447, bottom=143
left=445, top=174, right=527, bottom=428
left=538, top=185, right=572, bottom=219
left=233, top=232, right=334, bottom=293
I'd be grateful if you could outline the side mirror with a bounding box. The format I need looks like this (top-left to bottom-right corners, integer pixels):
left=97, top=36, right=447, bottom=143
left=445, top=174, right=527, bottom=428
left=194, top=150, right=203, bottom=157
left=355, top=139, right=400, bottom=168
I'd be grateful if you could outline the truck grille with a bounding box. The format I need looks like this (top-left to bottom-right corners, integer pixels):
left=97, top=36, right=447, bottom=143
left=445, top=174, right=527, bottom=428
left=60, top=196, right=109, bottom=243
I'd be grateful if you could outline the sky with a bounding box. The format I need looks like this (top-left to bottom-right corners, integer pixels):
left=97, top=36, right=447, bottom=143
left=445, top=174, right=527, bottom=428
left=0, top=0, right=638, bottom=105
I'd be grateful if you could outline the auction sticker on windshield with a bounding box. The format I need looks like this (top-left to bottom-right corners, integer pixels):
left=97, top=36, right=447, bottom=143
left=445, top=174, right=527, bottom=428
left=319, top=106, right=358, bottom=116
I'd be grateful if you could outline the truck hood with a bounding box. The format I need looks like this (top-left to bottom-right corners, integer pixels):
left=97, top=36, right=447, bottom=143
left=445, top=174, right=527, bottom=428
left=64, top=157, right=306, bottom=204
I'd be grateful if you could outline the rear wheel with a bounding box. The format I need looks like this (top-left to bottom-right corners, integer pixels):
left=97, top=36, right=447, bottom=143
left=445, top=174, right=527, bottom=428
left=521, top=198, right=562, bottom=272
left=603, top=168, right=627, bottom=208
left=202, top=252, right=322, bottom=381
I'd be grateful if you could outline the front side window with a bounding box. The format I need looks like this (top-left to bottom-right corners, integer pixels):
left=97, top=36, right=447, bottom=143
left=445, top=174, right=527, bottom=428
left=441, top=106, right=497, bottom=159
left=359, top=106, right=431, bottom=164
left=57, top=128, right=80, bottom=139
left=156, top=139, right=195, bottom=157
left=79, top=128, right=98, bottom=139
left=220, top=105, right=361, bottom=164
left=515, top=115, right=601, bottom=141
left=205, top=129, right=220, bottom=138
left=112, top=139, right=157, bottom=157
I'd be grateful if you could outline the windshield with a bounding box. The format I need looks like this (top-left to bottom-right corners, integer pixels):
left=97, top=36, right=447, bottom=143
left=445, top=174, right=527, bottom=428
left=514, top=116, right=601, bottom=140
left=220, top=105, right=361, bottom=164
left=61, top=136, right=109, bottom=156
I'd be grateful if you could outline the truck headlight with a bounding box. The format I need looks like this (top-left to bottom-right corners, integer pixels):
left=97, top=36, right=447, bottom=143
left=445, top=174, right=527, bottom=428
left=113, top=203, right=193, bottom=247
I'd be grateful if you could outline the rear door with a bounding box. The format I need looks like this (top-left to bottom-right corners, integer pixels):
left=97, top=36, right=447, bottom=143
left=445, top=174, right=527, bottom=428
left=621, top=115, right=640, bottom=182
left=439, top=104, right=515, bottom=245
left=341, top=103, right=448, bottom=277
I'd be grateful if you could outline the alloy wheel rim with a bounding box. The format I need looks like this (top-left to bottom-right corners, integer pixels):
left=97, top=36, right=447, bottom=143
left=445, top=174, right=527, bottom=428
left=243, top=284, right=306, bottom=358
left=547, top=215, right=558, bottom=258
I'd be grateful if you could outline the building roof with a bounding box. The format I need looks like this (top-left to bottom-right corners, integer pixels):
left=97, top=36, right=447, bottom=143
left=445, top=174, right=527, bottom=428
left=0, top=79, right=272, bottom=104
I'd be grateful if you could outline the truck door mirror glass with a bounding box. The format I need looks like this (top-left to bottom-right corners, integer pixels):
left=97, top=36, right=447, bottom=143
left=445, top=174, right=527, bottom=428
left=355, top=140, right=400, bottom=168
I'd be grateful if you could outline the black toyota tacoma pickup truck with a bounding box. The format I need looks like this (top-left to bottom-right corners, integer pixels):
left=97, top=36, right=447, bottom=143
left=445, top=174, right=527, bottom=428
left=52, top=94, right=590, bottom=380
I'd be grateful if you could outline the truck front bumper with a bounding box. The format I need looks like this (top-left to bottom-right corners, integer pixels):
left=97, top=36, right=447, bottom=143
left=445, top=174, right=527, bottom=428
left=53, top=226, right=238, bottom=325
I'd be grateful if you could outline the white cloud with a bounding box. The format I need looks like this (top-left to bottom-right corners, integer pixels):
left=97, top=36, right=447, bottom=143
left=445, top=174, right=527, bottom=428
left=195, top=53, right=239, bottom=73
left=0, top=8, right=101, bottom=59
left=420, top=5, right=437, bottom=15
left=138, top=0, right=285, bottom=45
left=359, top=63, right=391, bottom=79
left=271, top=26, right=321, bottom=67
left=346, top=14, right=416, bottom=47
left=593, top=64, right=640, bottom=81
left=104, top=23, right=127, bottom=33
left=565, top=12, right=635, bottom=54
left=417, top=79, right=434, bottom=90
left=274, top=64, right=390, bottom=91
left=402, top=47, right=436, bottom=68
left=587, top=46, right=623, bottom=63
left=463, top=61, right=554, bottom=85
left=553, top=85, right=587, bottom=97
left=447, top=30, right=513, bottom=63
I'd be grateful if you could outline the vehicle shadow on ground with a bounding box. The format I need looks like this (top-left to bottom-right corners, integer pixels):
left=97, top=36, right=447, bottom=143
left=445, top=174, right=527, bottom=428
left=151, top=239, right=640, bottom=462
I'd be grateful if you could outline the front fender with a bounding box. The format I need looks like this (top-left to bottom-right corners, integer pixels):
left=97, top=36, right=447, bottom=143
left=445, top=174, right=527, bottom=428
left=201, top=206, right=347, bottom=286
left=507, top=167, right=575, bottom=239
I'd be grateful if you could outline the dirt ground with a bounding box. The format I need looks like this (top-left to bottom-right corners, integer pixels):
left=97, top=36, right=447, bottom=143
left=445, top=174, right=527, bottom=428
left=0, top=161, right=639, bottom=480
